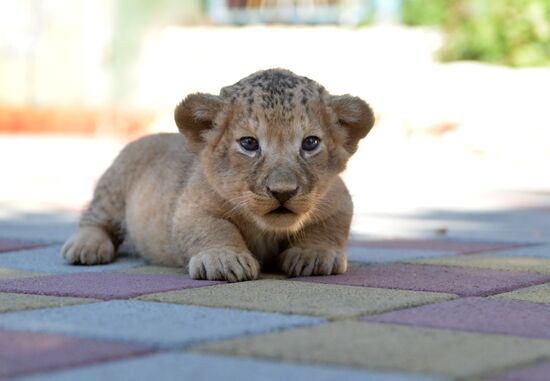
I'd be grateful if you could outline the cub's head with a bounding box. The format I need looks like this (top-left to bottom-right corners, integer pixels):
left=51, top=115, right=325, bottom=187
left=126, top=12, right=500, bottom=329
left=175, top=69, right=374, bottom=232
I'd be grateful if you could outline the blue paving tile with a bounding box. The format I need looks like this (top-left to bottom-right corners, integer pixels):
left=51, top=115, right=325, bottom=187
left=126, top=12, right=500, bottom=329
left=0, top=221, right=76, bottom=243
left=0, top=300, right=323, bottom=349
left=484, top=244, right=550, bottom=259
left=347, top=246, right=454, bottom=264
left=14, top=352, right=446, bottom=381
left=0, top=245, right=143, bottom=273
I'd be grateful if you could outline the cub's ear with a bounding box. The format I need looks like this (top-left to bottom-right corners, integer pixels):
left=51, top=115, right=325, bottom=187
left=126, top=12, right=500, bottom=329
left=330, top=95, right=375, bottom=155
left=174, top=93, right=224, bottom=150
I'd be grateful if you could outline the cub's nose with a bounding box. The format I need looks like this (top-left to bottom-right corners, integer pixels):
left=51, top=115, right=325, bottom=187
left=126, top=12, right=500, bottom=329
left=267, top=186, right=299, bottom=204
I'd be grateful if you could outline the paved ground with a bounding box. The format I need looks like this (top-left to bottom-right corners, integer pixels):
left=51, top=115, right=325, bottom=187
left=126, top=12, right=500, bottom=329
left=1, top=193, right=550, bottom=380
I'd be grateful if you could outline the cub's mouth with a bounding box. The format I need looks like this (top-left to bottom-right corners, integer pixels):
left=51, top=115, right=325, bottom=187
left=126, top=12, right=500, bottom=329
left=268, top=206, right=294, bottom=215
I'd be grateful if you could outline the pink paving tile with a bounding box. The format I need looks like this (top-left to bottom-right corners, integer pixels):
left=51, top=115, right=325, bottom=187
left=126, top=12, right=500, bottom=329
left=487, top=361, right=550, bottom=381
left=294, top=264, right=550, bottom=296
left=0, top=329, right=153, bottom=379
left=362, top=297, right=550, bottom=339
left=0, top=273, right=224, bottom=300
left=0, top=239, right=49, bottom=253
left=348, top=239, right=528, bottom=254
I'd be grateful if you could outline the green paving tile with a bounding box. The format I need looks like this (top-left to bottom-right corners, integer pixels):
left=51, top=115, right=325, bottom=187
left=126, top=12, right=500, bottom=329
left=404, top=255, right=550, bottom=274
left=193, top=321, right=550, bottom=379
left=138, top=280, right=455, bottom=319
left=493, top=282, right=550, bottom=304
left=0, top=292, right=97, bottom=313
left=0, top=268, right=48, bottom=280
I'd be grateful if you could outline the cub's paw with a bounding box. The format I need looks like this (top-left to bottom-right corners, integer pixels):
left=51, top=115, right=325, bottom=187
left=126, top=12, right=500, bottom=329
left=61, top=227, right=115, bottom=265
left=189, top=249, right=260, bottom=282
left=279, top=247, right=347, bottom=277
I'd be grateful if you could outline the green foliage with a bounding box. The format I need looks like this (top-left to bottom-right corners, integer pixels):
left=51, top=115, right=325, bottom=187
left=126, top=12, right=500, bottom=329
left=402, top=0, right=448, bottom=26
left=401, top=0, right=550, bottom=67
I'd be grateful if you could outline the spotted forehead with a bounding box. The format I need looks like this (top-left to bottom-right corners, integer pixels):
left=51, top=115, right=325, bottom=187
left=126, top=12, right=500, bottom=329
left=221, top=69, right=326, bottom=121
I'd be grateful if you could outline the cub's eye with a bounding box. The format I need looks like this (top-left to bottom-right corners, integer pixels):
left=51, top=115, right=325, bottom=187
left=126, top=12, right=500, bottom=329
left=301, top=136, right=321, bottom=151
left=239, top=136, right=259, bottom=151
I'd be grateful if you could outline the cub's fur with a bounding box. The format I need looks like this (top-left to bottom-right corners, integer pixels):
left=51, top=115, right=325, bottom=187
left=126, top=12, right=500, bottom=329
left=61, top=69, right=374, bottom=281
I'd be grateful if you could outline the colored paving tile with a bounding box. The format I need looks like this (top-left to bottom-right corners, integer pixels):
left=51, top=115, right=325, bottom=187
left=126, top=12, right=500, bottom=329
left=0, top=292, right=96, bottom=313
left=487, top=361, right=550, bottom=381
left=0, top=300, right=323, bottom=349
left=0, top=245, right=144, bottom=274
left=138, top=279, right=455, bottom=319
left=493, top=282, right=550, bottom=304
left=293, top=264, right=550, bottom=296
left=0, top=268, right=48, bottom=280
left=120, top=265, right=188, bottom=275
left=0, top=222, right=76, bottom=243
left=194, top=321, right=550, bottom=379
left=362, top=297, right=550, bottom=339
left=0, top=239, right=48, bottom=253
left=0, top=272, right=223, bottom=300
left=405, top=254, right=550, bottom=273
left=346, top=246, right=455, bottom=264
left=0, top=329, right=153, bottom=380
left=348, top=239, right=527, bottom=254
left=12, top=352, right=444, bottom=381
left=121, top=266, right=289, bottom=280
left=484, top=244, right=550, bottom=259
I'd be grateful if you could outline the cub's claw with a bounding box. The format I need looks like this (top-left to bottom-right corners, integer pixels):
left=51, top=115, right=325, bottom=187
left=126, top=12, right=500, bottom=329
left=189, top=248, right=260, bottom=282
left=279, top=247, right=347, bottom=277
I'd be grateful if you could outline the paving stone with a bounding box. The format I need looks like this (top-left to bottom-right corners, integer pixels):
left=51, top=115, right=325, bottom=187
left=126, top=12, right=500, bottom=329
left=0, top=245, right=143, bottom=274
left=0, top=239, right=48, bottom=253
left=493, top=282, right=550, bottom=304
left=444, top=230, right=550, bottom=245
left=405, top=254, right=550, bottom=273
left=484, top=244, right=550, bottom=259
left=0, top=292, right=96, bottom=313
left=0, top=300, right=323, bottom=349
left=487, top=361, right=550, bottom=381
left=121, top=266, right=288, bottom=280
left=257, top=272, right=290, bottom=280
left=0, top=329, right=153, bottom=380
left=138, top=280, right=455, bottom=319
left=348, top=239, right=527, bottom=254
left=362, top=297, right=550, bottom=339
left=0, top=221, right=76, bottom=243
left=194, top=321, right=550, bottom=379
left=294, top=264, right=550, bottom=296
left=397, top=209, right=550, bottom=244
left=13, top=352, right=444, bottom=381
left=120, top=265, right=188, bottom=275
left=0, top=272, right=223, bottom=300
left=347, top=246, right=454, bottom=264
left=0, top=268, right=48, bottom=280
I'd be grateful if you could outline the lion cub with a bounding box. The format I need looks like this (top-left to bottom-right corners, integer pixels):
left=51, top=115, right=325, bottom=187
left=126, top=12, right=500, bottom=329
left=62, top=69, right=374, bottom=282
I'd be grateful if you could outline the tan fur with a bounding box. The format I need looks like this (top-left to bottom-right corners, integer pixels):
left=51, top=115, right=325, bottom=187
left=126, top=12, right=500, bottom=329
left=61, top=69, right=374, bottom=282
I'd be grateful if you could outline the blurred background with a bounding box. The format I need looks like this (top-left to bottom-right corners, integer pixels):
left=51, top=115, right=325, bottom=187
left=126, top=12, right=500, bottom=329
left=1, top=0, right=549, bottom=240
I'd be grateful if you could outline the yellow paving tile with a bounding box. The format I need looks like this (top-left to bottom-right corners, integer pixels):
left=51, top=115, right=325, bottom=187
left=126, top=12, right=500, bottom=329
left=138, top=279, right=455, bottom=319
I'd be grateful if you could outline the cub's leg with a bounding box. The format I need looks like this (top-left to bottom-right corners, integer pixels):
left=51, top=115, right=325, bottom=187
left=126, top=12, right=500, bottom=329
left=172, top=206, right=260, bottom=282
left=278, top=209, right=351, bottom=277
left=61, top=166, right=125, bottom=265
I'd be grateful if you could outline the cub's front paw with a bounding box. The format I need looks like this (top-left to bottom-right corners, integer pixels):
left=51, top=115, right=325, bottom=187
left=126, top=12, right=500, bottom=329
left=279, top=247, right=347, bottom=277
left=188, top=249, right=260, bottom=282
left=61, top=227, right=115, bottom=265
